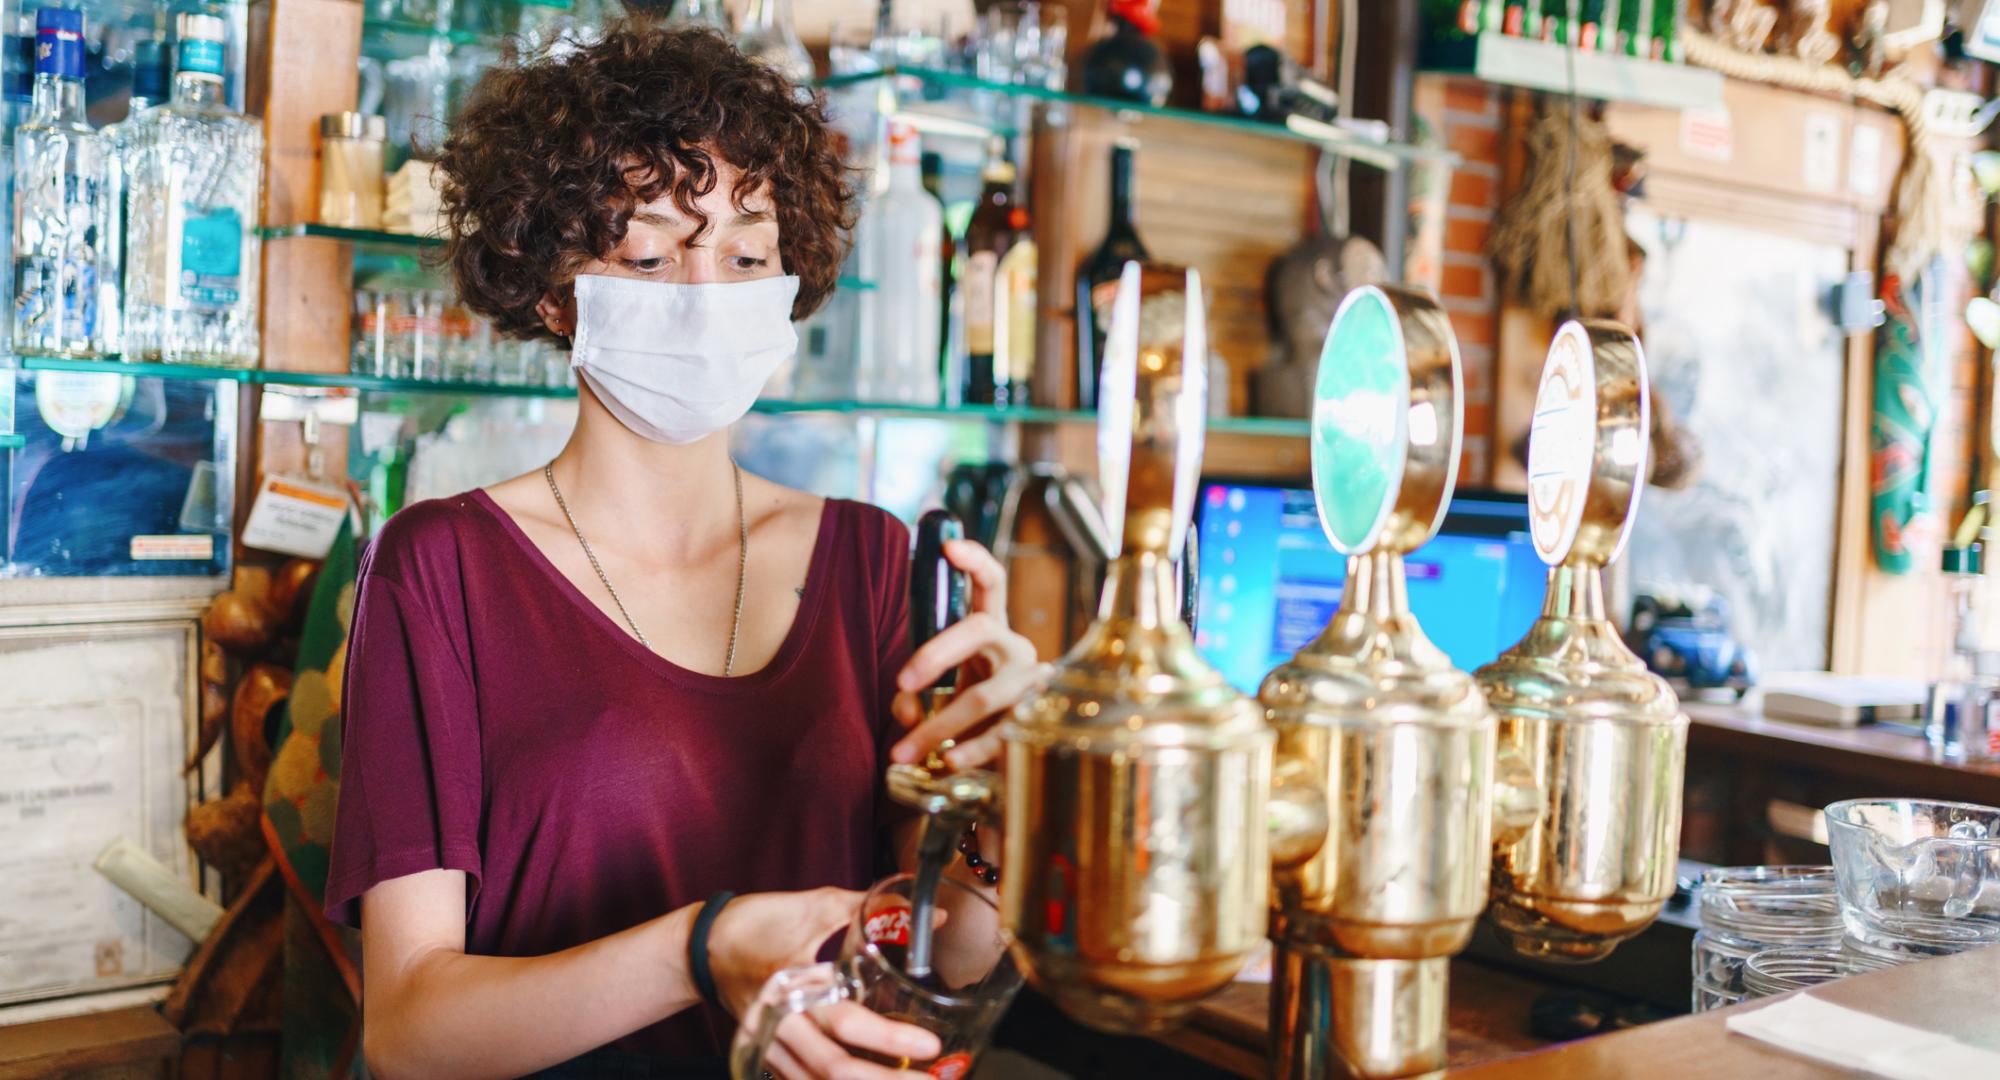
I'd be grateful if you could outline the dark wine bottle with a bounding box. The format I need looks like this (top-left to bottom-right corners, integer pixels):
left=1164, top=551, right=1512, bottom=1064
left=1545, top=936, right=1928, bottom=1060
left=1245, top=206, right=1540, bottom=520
left=1075, top=141, right=1151, bottom=411
left=1080, top=0, right=1169, bottom=106
left=963, top=138, right=1025, bottom=406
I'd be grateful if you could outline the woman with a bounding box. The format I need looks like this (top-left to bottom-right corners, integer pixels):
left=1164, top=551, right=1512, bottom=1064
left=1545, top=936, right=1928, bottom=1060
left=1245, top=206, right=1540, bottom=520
left=324, top=22, right=1040, bottom=1080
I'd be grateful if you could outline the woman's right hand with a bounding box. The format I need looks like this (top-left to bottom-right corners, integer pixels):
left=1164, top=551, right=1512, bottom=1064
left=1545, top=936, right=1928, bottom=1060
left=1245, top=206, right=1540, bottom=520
left=707, top=888, right=940, bottom=1079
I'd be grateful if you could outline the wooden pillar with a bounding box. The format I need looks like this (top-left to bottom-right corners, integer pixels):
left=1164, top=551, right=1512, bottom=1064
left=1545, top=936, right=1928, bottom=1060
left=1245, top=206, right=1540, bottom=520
left=252, top=0, right=363, bottom=377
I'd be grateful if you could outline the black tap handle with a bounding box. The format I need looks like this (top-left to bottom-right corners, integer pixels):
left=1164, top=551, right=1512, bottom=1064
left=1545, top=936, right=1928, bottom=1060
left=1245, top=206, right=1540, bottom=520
left=1178, top=524, right=1199, bottom=631
left=911, top=509, right=970, bottom=687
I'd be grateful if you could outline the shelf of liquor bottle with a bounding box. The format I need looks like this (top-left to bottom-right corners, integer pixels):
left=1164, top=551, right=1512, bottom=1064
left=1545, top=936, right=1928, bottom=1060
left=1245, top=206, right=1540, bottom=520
left=259, top=223, right=445, bottom=249
left=819, top=67, right=1458, bottom=169
left=1420, top=32, right=1723, bottom=111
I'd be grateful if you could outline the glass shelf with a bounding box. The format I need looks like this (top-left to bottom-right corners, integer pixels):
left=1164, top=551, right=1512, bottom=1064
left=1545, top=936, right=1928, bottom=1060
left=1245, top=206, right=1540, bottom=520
left=264, top=370, right=579, bottom=398
left=1209, top=414, right=1310, bottom=438
left=1420, top=33, right=1723, bottom=111
left=259, top=223, right=445, bottom=249
left=18, top=355, right=257, bottom=382
left=12, top=358, right=1309, bottom=436
left=362, top=17, right=485, bottom=45
left=818, top=67, right=1457, bottom=169
left=755, top=400, right=1077, bottom=425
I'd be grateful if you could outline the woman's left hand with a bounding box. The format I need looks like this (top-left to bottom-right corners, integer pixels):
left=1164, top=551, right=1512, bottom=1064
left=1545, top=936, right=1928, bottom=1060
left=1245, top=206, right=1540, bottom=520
left=889, top=539, right=1041, bottom=772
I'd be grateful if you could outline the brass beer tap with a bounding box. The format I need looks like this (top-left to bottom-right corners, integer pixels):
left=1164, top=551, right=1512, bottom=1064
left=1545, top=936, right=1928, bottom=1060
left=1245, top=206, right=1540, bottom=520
left=1261, top=285, right=1495, bottom=1079
left=1000, top=264, right=1288, bottom=1033
left=1476, top=320, right=1689, bottom=961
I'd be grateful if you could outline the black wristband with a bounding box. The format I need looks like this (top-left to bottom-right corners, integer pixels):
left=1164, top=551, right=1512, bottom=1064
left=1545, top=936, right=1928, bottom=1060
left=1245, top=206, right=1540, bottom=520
left=689, top=890, right=735, bottom=1011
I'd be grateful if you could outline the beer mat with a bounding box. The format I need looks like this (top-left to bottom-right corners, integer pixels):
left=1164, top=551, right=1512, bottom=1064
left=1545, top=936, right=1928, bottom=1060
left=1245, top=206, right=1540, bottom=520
left=1725, top=993, right=2000, bottom=1077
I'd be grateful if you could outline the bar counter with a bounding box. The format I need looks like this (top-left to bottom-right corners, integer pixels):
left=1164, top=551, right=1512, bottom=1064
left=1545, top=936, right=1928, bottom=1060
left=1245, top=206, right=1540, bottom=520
left=1155, top=945, right=2000, bottom=1078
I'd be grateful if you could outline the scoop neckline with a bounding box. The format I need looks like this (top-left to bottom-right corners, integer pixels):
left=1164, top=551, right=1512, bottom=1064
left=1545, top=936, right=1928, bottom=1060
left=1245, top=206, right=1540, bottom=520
left=466, top=486, right=837, bottom=695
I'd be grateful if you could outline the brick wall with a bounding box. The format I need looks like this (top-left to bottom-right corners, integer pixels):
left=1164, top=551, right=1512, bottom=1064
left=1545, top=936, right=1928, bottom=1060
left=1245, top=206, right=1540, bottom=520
left=1413, top=75, right=1505, bottom=488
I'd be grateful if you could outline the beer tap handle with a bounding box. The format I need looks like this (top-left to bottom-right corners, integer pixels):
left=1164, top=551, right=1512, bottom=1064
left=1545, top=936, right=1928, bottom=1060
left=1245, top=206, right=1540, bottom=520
left=888, top=508, right=1001, bottom=822
left=1096, top=262, right=1209, bottom=561
left=910, top=509, right=970, bottom=691
left=1177, top=526, right=1200, bottom=631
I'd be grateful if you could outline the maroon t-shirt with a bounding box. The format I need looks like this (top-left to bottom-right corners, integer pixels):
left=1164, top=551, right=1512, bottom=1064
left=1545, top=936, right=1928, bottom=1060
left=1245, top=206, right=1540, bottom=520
left=324, top=490, right=912, bottom=1060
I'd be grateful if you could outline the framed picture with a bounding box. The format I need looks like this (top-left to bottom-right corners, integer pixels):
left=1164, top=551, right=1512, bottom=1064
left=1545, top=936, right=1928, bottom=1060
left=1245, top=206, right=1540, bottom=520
left=0, top=613, right=213, bottom=1009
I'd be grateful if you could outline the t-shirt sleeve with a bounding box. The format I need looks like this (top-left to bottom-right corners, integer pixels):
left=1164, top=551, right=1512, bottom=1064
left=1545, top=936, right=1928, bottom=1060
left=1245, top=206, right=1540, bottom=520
left=324, top=570, right=484, bottom=928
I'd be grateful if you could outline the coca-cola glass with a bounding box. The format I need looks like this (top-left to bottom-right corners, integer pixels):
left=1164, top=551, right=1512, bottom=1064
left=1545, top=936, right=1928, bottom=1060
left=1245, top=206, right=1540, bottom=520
left=730, top=874, right=1022, bottom=1080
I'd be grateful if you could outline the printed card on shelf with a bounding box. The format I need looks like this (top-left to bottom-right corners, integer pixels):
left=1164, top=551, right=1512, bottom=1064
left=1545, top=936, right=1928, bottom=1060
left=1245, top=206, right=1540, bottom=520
left=241, top=474, right=349, bottom=559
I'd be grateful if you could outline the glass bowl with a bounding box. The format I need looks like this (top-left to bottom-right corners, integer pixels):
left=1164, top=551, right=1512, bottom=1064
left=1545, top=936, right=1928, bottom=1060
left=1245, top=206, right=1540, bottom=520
left=1824, top=798, right=2000, bottom=957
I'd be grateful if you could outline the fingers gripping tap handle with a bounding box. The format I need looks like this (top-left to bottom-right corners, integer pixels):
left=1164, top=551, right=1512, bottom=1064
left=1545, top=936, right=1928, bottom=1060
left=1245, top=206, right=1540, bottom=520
left=911, top=509, right=971, bottom=691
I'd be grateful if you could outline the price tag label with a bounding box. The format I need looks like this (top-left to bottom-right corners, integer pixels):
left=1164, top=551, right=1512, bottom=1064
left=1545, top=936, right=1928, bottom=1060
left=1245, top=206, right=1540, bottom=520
left=241, top=474, right=348, bottom=559
left=1526, top=323, right=1598, bottom=565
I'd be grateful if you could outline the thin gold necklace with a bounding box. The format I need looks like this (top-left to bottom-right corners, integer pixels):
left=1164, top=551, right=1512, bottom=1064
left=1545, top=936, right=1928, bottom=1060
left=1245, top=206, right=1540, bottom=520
left=544, top=460, right=749, bottom=677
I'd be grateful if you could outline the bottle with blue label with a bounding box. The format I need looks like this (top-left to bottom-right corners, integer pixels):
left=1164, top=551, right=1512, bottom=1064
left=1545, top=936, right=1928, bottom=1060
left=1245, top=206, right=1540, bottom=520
left=12, top=7, right=111, bottom=358
left=123, top=13, right=263, bottom=367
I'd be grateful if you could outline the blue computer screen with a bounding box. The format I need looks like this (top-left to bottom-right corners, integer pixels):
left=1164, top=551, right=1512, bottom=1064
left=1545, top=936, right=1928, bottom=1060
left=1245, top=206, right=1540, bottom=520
left=1193, top=482, right=1546, bottom=693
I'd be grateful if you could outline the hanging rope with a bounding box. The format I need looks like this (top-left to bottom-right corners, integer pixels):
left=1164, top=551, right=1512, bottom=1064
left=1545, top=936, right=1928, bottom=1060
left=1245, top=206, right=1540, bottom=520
left=1678, top=25, right=1944, bottom=282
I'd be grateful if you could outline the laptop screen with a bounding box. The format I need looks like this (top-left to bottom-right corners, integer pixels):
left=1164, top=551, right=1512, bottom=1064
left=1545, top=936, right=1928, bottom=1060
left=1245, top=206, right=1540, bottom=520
left=1193, top=482, right=1546, bottom=693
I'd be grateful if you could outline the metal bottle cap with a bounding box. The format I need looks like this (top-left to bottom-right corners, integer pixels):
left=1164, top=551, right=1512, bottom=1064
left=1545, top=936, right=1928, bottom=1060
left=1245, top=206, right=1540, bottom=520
left=175, top=13, right=228, bottom=80
left=35, top=8, right=85, bottom=81
left=131, top=39, right=169, bottom=102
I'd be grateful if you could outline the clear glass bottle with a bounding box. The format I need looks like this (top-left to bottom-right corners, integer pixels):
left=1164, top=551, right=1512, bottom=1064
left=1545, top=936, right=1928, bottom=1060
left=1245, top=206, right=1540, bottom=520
left=737, top=0, right=812, bottom=83
left=858, top=121, right=942, bottom=405
left=1927, top=544, right=1984, bottom=758
left=123, top=13, right=265, bottom=368
left=102, top=38, right=171, bottom=358
left=13, top=8, right=112, bottom=358
left=668, top=0, right=733, bottom=34
left=1691, top=866, right=1843, bottom=1012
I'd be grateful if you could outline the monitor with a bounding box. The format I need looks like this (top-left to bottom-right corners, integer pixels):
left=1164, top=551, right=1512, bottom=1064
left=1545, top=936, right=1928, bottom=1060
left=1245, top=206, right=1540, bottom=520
left=1193, top=481, right=1545, bottom=694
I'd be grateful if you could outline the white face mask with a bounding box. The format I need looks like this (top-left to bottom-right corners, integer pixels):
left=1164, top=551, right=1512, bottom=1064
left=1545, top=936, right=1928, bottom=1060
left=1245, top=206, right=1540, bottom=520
left=569, top=273, right=800, bottom=445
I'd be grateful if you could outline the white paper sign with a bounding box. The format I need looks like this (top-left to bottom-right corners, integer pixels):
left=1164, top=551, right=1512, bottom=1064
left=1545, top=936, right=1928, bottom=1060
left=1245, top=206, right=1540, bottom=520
left=1803, top=112, right=1842, bottom=194
left=1851, top=125, right=1885, bottom=198
left=240, top=474, right=348, bottom=559
left=0, top=627, right=197, bottom=1006
left=1680, top=107, right=1734, bottom=164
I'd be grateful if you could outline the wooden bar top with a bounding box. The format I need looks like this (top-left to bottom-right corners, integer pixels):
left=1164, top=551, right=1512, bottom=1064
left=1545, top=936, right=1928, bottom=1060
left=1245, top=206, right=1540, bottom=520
left=1686, top=702, right=2000, bottom=804
left=1165, top=946, right=1999, bottom=1078
left=1449, top=943, right=2000, bottom=1077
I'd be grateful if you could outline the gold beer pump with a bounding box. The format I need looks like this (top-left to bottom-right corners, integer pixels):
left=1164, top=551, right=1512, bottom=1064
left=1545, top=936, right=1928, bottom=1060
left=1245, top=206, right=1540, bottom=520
left=1001, top=264, right=1308, bottom=1033
left=1260, top=285, right=1496, bottom=1080
left=1476, top=320, right=1689, bottom=961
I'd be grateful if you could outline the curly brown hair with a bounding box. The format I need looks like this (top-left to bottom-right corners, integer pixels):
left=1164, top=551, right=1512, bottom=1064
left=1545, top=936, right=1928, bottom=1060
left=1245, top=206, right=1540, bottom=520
left=438, top=20, right=855, bottom=342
